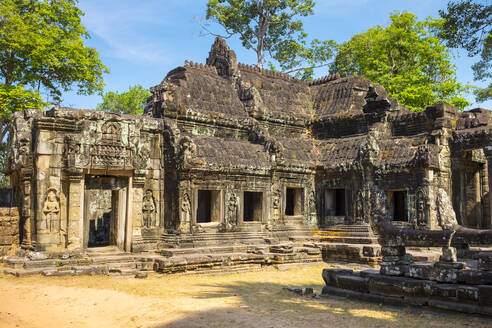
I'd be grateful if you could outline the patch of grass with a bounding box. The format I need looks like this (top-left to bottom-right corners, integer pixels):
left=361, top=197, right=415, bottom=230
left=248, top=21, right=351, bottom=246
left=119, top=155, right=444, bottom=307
left=2, top=264, right=492, bottom=328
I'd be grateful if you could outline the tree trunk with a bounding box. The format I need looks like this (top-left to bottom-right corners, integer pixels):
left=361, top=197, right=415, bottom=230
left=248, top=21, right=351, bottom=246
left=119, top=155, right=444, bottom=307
left=257, top=50, right=264, bottom=69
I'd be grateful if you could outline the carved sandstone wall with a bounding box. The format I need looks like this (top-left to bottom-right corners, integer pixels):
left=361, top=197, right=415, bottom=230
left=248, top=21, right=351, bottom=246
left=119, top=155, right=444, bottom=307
left=0, top=207, right=19, bottom=255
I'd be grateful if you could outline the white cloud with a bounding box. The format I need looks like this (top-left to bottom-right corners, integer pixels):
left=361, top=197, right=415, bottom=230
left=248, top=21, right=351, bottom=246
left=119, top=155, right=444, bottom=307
left=78, top=0, right=199, bottom=63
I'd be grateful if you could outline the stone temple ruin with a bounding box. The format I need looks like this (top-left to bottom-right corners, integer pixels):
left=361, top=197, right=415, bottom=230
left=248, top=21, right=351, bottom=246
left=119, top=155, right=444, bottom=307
left=2, top=37, right=492, bottom=313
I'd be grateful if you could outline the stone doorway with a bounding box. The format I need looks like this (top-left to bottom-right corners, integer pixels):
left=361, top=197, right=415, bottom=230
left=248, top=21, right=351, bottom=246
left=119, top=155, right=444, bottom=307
left=83, top=176, right=129, bottom=250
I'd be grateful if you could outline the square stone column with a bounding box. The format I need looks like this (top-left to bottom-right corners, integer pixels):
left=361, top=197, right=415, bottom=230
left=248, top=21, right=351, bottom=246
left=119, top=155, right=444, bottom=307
left=484, top=146, right=492, bottom=229
left=67, top=174, right=84, bottom=250
left=20, top=174, right=33, bottom=250
left=130, top=175, right=144, bottom=252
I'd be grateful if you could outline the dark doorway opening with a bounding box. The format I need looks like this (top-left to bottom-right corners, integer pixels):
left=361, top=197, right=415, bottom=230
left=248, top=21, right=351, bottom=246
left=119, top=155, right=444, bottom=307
left=196, top=190, right=221, bottom=223
left=243, top=191, right=263, bottom=222
left=88, top=212, right=111, bottom=247
left=324, top=189, right=346, bottom=216
left=197, top=190, right=211, bottom=223
left=84, top=175, right=128, bottom=249
left=285, top=188, right=303, bottom=216
left=390, top=190, right=407, bottom=221
left=335, top=189, right=346, bottom=216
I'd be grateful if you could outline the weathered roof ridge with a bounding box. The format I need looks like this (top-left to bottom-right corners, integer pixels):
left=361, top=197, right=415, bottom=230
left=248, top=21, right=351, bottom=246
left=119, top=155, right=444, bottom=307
left=184, top=60, right=218, bottom=75
left=308, top=72, right=341, bottom=86
left=237, top=62, right=299, bottom=83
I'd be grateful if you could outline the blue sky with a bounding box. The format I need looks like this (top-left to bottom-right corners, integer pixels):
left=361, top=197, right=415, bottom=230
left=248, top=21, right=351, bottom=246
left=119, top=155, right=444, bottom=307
left=61, top=0, right=492, bottom=110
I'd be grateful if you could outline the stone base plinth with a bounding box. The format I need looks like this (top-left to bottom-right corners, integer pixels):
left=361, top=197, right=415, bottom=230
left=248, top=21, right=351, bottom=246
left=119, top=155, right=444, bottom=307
left=322, top=268, right=492, bottom=316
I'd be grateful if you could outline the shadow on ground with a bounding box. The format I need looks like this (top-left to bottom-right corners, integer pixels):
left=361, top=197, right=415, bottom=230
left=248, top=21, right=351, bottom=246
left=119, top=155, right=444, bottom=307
left=153, top=279, right=491, bottom=328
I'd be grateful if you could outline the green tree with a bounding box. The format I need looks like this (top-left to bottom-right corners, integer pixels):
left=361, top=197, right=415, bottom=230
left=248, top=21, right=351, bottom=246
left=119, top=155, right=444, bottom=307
left=204, top=0, right=336, bottom=79
left=0, top=0, right=109, bottom=141
left=97, top=85, right=151, bottom=115
left=439, top=0, right=492, bottom=102
left=331, top=12, right=470, bottom=111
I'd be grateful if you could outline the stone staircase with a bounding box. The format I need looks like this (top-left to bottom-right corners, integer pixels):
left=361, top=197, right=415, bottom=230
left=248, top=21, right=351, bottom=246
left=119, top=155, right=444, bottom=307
left=3, top=246, right=147, bottom=278
left=151, top=242, right=323, bottom=274
left=314, top=224, right=381, bottom=266
left=85, top=247, right=145, bottom=278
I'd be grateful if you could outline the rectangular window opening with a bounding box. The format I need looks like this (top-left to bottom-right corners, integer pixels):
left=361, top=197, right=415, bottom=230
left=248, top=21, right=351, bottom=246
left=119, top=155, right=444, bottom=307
left=196, top=190, right=221, bottom=223
left=324, top=188, right=345, bottom=216
left=243, top=191, right=263, bottom=222
left=285, top=188, right=303, bottom=216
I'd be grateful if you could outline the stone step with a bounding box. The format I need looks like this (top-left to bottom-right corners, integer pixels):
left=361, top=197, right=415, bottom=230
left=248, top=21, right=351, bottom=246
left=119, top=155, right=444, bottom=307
left=407, top=250, right=441, bottom=262
left=108, top=268, right=139, bottom=278
left=85, top=246, right=121, bottom=254
left=160, top=245, right=252, bottom=257
left=192, top=238, right=267, bottom=247
left=107, top=261, right=137, bottom=270
left=318, top=242, right=381, bottom=265
left=288, top=235, right=320, bottom=243
left=163, top=231, right=269, bottom=240
left=22, top=258, right=92, bottom=269
left=4, top=268, right=45, bottom=277
left=318, top=236, right=378, bottom=245
left=315, top=231, right=374, bottom=238
left=90, top=255, right=136, bottom=264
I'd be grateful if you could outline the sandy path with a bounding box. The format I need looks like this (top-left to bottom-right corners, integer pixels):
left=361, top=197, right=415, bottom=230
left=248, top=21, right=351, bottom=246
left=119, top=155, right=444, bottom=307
left=1, top=265, right=492, bottom=328
left=0, top=283, right=167, bottom=328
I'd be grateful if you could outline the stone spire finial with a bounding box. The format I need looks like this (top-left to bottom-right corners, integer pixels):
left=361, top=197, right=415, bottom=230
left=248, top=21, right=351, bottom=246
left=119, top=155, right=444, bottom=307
left=206, top=37, right=238, bottom=77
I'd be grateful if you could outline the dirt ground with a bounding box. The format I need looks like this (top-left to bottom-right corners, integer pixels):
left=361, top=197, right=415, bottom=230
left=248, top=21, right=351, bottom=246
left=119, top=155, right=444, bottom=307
left=1, top=263, right=491, bottom=328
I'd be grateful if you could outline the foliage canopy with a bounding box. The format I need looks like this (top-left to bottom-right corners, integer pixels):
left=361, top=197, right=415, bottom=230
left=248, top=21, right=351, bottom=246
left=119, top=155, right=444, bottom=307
left=331, top=11, right=470, bottom=111
left=439, top=0, right=492, bottom=102
left=0, top=0, right=108, bottom=139
left=97, top=85, right=151, bottom=115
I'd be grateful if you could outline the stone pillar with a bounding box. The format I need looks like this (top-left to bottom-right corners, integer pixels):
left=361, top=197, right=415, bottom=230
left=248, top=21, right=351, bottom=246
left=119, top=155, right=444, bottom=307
left=484, top=146, right=492, bottom=229
left=379, top=246, right=412, bottom=276
left=67, top=174, right=83, bottom=250
left=130, top=175, right=144, bottom=252
left=20, top=174, right=33, bottom=250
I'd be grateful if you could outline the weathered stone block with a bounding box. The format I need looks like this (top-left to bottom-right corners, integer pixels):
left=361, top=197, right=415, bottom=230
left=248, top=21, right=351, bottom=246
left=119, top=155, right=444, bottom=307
left=439, top=247, right=457, bottom=262
left=477, top=253, right=492, bottom=271
left=367, top=275, right=405, bottom=298
left=478, top=285, right=492, bottom=306
left=321, top=268, right=352, bottom=286
left=457, top=286, right=479, bottom=303
left=335, top=274, right=369, bottom=293
left=381, top=246, right=406, bottom=256
left=380, top=263, right=409, bottom=276
left=430, top=284, right=458, bottom=300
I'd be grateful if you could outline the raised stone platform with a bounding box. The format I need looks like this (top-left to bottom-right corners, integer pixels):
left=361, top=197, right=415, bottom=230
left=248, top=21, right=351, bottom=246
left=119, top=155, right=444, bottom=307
left=314, top=225, right=381, bottom=266
left=321, top=268, right=492, bottom=315
left=2, top=242, right=322, bottom=278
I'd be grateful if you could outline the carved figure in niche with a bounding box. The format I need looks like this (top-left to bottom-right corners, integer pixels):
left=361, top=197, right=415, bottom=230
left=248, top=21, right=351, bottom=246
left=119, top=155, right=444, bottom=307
left=218, top=193, right=238, bottom=232
left=42, top=188, right=60, bottom=232
left=179, top=136, right=196, bottom=167
left=354, top=190, right=364, bottom=223
left=309, top=190, right=316, bottom=214
left=134, top=143, right=151, bottom=169
left=272, top=188, right=281, bottom=210
left=142, top=190, right=156, bottom=228
left=64, top=135, right=80, bottom=155
left=180, top=191, right=191, bottom=231
left=415, top=189, right=427, bottom=228
left=226, top=193, right=238, bottom=227
left=101, top=121, right=121, bottom=143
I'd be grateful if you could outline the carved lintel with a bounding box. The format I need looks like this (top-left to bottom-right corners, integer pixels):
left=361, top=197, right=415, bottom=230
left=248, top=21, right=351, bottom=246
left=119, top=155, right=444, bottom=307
left=67, top=174, right=83, bottom=182
left=133, top=176, right=146, bottom=187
